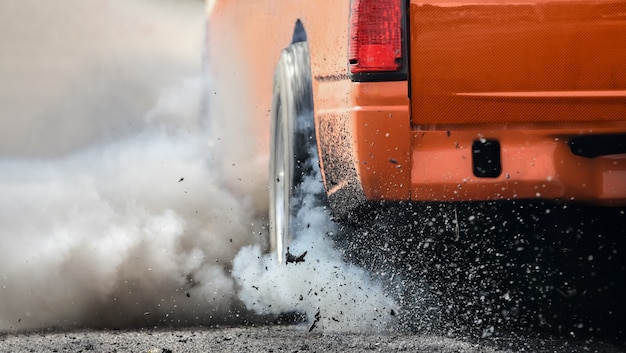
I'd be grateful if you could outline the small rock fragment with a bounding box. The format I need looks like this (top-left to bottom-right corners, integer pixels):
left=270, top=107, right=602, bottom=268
left=308, top=308, right=321, bottom=332
left=285, top=247, right=307, bottom=264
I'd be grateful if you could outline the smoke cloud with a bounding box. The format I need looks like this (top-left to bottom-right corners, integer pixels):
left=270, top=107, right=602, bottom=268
left=0, top=76, right=261, bottom=329
left=232, top=147, right=399, bottom=332
left=0, top=0, right=404, bottom=332
left=0, top=0, right=255, bottom=329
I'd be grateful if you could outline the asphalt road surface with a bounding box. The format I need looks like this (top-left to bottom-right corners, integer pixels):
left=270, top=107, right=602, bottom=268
left=1, top=324, right=625, bottom=353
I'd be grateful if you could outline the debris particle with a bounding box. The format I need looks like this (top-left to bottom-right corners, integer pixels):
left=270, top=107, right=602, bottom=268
left=388, top=158, right=398, bottom=164
left=285, top=247, right=307, bottom=264
left=308, top=308, right=321, bottom=332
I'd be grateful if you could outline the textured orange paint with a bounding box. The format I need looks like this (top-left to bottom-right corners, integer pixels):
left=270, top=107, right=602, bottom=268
left=208, top=0, right=626, bottom=206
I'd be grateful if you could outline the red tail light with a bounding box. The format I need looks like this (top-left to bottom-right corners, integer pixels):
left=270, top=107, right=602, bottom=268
left=349, top=0, right=403, bottom=74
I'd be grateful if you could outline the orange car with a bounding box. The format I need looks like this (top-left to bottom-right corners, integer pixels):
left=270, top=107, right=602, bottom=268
left=206, top=0, right=626, bottom=262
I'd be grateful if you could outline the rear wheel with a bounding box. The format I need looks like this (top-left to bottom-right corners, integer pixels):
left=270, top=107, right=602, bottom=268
left=269, top=41, right=317, bottom=264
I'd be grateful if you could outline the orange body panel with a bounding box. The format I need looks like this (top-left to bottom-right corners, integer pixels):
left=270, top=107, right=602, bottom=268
left=351, top=81, right=412, bottom=200
left=409, top=1, right=626, bottom=124
left=207, top=0, right=626, bottom=208
left=410, top=123, right=626, bottom=204
left=206, top=0, right=351, bottom=158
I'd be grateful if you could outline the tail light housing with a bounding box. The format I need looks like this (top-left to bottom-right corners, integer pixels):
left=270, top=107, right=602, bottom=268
left=349, top=0, right=406, bottom=79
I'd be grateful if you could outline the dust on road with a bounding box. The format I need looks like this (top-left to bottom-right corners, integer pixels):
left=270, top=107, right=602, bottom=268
left=2, top=325, right=625, bottom=353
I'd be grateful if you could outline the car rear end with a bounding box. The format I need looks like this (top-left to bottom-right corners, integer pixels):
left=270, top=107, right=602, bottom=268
left=408, top=0, right=626, bottom=205
left=331, top=0, right=626, bottom=213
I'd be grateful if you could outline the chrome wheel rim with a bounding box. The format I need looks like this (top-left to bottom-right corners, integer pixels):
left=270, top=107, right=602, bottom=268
left=270, top=97, right=290, bottom=264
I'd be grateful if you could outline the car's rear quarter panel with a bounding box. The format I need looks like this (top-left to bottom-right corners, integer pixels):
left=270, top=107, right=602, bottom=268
left=207, top=0, right=351, bottom=153
left=207, top=1, right=359, bottom=212
left=207, top=0, right=626, bottom=209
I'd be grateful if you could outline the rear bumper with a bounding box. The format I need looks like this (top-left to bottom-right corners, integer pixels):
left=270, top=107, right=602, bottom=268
left=317, top=80, right=626, bottom=211
left=410, top=125, right=626, bottom=206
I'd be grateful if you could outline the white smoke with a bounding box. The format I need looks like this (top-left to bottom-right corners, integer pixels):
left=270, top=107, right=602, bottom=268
left=0, top=77, right=261, bottom=329
left=0, top=77, right=400, bottom=331
left=231, top=142, right=399, bottom=332
left=0, top=0, right=405, bottom=333
left=0, top=0, right=263, bottom=329
left=0, top=104, right=400, bottom=331
left=233, top=243, right=398, bottom=332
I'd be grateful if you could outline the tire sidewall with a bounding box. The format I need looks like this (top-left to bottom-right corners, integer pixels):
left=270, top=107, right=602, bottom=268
left=269, top=42, right=314, bottom=263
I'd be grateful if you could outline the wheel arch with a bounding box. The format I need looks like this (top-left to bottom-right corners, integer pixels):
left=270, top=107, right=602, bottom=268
left=288, top=18, right=371, bottom=224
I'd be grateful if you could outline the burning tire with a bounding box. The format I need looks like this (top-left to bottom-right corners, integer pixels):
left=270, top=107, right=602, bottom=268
left=269, top=40, right=318, bottom=264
